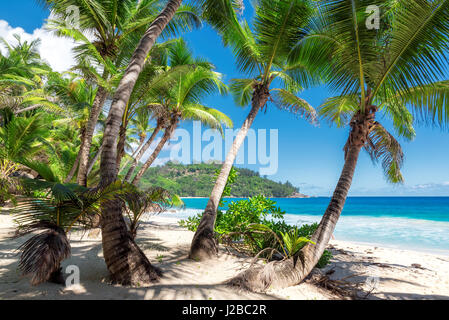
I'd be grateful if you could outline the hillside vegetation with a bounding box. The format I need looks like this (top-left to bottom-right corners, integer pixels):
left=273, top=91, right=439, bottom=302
left=138, top=162, right=299, bottom=197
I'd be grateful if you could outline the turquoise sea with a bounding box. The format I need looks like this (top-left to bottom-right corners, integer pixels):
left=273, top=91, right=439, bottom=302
left=162, top=197, right=449, bottom=254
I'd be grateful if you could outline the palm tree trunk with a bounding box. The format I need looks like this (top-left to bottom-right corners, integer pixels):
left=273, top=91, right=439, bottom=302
left=230, top=144, right=361, bottom=291
left=77, top=86, right=108, bottom=187
left=99, top=0, right=182, bottom=286
left=131, top=119, right=177, bottom=186
left=86, top=143, right=103, bottom=176
left=124, top=123, right=162, bottom=182
left=226, top=109, right=376, bottom=292
left=116, top=120, right=129, bottom=172
left=64, top=151, right=81, bottom=183
left=118, top=136, right=146, bottom=176
left=189, top=84, right=270, bottom=260
left=64, top=128, right=87, bottom=183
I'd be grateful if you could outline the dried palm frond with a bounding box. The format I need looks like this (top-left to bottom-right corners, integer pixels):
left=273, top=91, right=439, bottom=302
left=17, top=221, right=70, bottom=286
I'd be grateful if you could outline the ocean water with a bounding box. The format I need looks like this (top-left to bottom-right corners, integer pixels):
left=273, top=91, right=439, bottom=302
left=161, top=197, right=449, bottom=254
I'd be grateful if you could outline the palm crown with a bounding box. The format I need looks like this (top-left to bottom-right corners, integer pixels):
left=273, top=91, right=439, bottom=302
left=143, top=39, right=232, bottom=133
left=202, top=0, right=318, bottom=120
left=292, top=0, right=449, bottom=182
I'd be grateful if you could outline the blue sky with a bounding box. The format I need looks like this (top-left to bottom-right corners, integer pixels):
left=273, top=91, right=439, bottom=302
left=1, top=0, right=449, bottom=196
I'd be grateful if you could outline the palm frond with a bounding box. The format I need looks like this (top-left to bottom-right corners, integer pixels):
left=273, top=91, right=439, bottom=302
left=271, top=88, right=317, bottom=124
left=318, top=95, right=359, bottom=127
left=230, top=78, right=257, bottom=107
left=182, top=104, right=233, bottom=135
left=253, top=0, right=314, bottom=80
left=17, top=221, right=70, bottom=286
left=373, top=0, right=449, bottom=98
left=365, top=123, right=404, bottom=183
left=201, top=0, right=262, bottom=74
left=389, top=81, right=449, bottom=131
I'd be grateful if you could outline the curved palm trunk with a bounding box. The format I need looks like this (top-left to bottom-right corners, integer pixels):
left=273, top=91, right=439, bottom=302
left=86, top=143, right=103, bottom=177
left=227, top=144, right=362, bottom=292
left=99, top=0, right=182, bottom=286
left=131, top=119, right=178, bottom=186
left=116, top=120, right=129, bottom=172
left=226, top=108, right=376, bottom=292
left=77, top=86, right=108, bottom=187
left=118, top=135, right=146, bottom=176
left=124, top=123, right=162, bottom=182
left=189, top=84, right=270, bottom=260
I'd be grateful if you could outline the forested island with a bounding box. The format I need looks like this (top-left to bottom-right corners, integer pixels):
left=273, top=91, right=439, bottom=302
left=137, top=162, right=300, bottom=197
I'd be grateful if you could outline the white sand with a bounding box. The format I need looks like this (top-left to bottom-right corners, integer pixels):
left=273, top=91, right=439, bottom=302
left=1, top=213, right=448, bottom=300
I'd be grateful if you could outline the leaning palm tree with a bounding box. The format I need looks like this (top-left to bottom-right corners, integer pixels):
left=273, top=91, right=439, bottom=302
left=114, top=40, right=180, bottom=171
left=130, top=77, right=231, bottom=185
left=43, top=0, right=200, bottom=186
left=98, top=0, right=185, bottom=286
left=128, top=39, right=231, bottom=185
left=123, top=107, right=170, bottom=182
left=189, top=0, right=318, bottom=260
left=228, top=0, right=449, bottom=292
left=122, top=39, right=196, bottom=182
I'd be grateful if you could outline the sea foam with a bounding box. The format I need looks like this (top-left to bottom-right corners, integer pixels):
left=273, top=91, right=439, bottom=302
left=159, top=208, right=449, bottom=255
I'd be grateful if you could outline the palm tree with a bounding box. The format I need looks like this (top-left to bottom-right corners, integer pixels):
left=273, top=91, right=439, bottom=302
left=114, top=41, right=179, bottom=172
left=122, top=39, right=195, bottom=182
left=118, top=107, right=154, bottom=175
left=228, top=0, right=449, bottom=292
left=0, top=111, right=48, bottom=204
left=45, top=72, right=98, bottom=182
left=0, top=36, right=57, bottom=116
left=0, top=35, right=48, bottom=81
left=44, top=0, right=200, bottom=186
left=123, top=108, right=170, bottom=182
left=98, top=0, right=185, bottom=286
left=189, top=0, right=318, bottom=260
left=129, top=40, right=231, bottom=185
left=0, top=112, right=48, bottom=180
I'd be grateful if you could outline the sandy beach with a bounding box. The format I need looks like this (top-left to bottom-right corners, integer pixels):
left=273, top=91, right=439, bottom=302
left=1, top=213, right=448, bottom=300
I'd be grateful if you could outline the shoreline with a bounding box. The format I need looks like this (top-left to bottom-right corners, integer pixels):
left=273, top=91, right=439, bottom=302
left=162, top=207, right=449, bottom=255
left=1, top=213, right=449, bottom=299
left=159, top=214, right=449, bottom=257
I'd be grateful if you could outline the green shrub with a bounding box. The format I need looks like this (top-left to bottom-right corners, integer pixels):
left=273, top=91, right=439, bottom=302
left=179, top=195, right=284, bottom=234
left=216, top=195, right=284, bottom=235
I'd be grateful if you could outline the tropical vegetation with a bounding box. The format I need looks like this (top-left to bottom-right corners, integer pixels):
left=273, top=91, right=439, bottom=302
left=137, top=162, right=300, bottom=197
left=1, top=0, right=449, bottom=294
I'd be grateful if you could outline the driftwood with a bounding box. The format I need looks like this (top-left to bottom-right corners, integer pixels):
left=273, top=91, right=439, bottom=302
left=306, top=268, right=375, bottom=300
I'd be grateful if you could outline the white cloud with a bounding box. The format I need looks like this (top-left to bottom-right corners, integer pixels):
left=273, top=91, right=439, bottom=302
left=409, top=182, right=449, bottom=191
left=0, top=18, right=77, bottom=72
